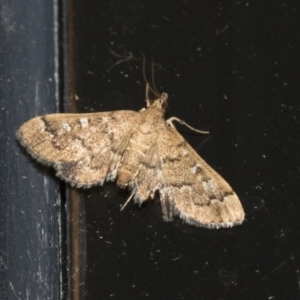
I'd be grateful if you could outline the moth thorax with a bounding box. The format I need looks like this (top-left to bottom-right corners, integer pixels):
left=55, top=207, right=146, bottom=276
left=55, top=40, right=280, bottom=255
left=117, top=169, right=133, bottom=188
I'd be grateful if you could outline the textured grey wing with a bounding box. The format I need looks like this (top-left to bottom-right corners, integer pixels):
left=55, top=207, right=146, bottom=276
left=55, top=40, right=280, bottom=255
left=157, top=126, right=244, bottom=228
left=17, top=111, right=139, bottom=187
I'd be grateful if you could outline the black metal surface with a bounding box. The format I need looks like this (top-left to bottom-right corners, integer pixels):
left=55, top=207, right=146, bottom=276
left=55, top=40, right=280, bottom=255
left=0, top=0, right=62, bottom=299
left=68, top=1, right=300, bottom=299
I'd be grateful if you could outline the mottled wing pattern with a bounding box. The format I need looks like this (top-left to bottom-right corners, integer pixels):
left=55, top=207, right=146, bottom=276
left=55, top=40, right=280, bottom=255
left=129, top=142, right=163, bottom=204
left=157, top=126, right=244, bottom=228
left=17, top=111, right=139, bottom=187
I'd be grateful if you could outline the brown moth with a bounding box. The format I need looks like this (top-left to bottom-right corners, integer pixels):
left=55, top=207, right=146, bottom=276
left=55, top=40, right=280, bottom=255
left=17, top=90, right=244, bottom=228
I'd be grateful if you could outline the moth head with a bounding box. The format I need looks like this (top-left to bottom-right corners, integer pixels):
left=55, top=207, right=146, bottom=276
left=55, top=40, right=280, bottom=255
left=148, top=93, right=169, bottom=111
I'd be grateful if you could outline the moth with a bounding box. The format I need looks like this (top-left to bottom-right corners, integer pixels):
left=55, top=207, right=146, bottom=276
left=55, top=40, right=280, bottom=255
left=17, top=88, right=244, bottom=228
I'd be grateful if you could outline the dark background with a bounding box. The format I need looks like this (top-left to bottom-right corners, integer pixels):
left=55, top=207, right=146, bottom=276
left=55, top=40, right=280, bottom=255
left=1, top=1, right=300, bottom=300
left=69, top=1, right=300, bottom=299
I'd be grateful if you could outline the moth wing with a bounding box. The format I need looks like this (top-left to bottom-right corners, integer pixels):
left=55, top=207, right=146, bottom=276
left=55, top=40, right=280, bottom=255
left=130, top=144, right=163, bottom=204
left=157, top=126, right=245, bottom=228
left=17, top=111, right=139, bottom=187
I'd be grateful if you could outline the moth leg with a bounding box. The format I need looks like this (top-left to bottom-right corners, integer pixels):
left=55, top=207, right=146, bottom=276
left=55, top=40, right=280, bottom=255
left=166, top=117, right=209, bottom=134
left=120, top=193, right=135, bottom=211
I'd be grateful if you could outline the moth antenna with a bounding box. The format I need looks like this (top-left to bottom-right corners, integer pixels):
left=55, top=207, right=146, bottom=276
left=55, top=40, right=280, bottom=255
left=142, top=54, right=160, bottom=103
left=145, top=83, right=150, bottom=107
left=151, top=60, right=160, bottom=98
left=142, top=54, right=148, bottom=87
left=166, top=117, right=209, bottom=134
